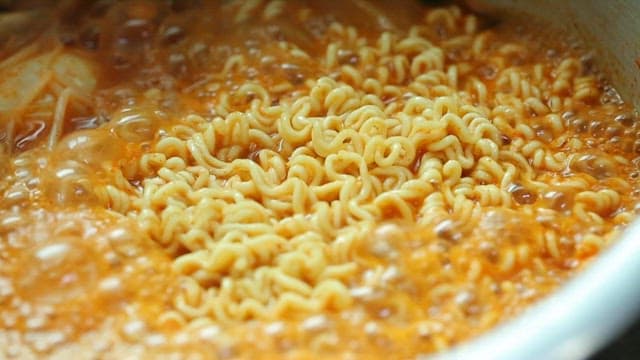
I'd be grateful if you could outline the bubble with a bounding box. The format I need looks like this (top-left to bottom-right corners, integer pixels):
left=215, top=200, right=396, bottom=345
left=434, top=219, right=462, bottom=242
left=569, top=118, right=588, bottom=133
left=508, top=184, right=537, bottom=205
left=543, top=190, right=573, bottom=212
left=569, top=153, right=616, bottom=179
left=161, top=25, right=185, bottom=45
left=35, top=244, right=71, bottom=268
left=615, top=112, right=635, bottom=127
left=112, top=109, right=160, bottom=143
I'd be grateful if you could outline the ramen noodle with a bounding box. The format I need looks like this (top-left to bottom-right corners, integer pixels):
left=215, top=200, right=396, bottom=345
left=1, top=0, right=639, bottom=358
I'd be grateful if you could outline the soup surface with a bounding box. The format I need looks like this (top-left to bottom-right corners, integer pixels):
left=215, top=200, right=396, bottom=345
left=1, top=1, right=639, bottom=358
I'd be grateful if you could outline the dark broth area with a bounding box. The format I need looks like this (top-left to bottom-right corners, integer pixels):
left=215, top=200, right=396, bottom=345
left=1, top=1, right=639, bottom=359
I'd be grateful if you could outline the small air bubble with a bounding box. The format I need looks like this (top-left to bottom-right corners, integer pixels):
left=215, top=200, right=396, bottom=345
left=508, top=184, right=537, bottom=205
left=434, top=219, right=461, bottom=242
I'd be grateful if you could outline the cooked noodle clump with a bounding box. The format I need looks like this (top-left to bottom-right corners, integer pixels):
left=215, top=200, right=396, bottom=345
left=117, top=3, right=638, bottom=351
left=1, top=1, right=639, bottom=358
